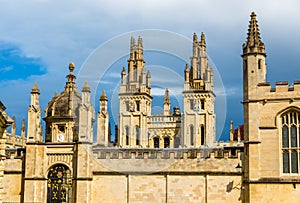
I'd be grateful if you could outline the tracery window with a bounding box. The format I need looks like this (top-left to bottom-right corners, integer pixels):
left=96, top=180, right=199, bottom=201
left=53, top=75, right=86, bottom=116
left=282, top=111, right=300, bottom=174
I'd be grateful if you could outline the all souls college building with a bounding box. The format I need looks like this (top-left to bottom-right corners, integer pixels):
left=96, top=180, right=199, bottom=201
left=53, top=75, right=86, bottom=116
left=0, top=12, right=300, bottom=202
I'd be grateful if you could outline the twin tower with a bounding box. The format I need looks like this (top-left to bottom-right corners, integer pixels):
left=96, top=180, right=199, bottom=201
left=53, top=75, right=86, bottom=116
left=117, top=32, right=215, bottom=148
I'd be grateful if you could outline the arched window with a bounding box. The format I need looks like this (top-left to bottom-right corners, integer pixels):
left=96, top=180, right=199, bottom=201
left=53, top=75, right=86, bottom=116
left=47, top=164, right=72, bottom=203
left=135, top=126, right=140, bottom=146
left=282, top=111, right=299, bottom=173
left=201, top=126, right=205, bottom=146
left=154, top=137, right=159, bottom=148
left=125, top=126, right=129, bottom=146
left=190, top=125, right=194, bottom=146
left=164, top=137, right=170, bottom=148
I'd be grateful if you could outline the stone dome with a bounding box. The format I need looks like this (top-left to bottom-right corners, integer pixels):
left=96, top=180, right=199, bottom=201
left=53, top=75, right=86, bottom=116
left=44, top=63, right=82, bottom=120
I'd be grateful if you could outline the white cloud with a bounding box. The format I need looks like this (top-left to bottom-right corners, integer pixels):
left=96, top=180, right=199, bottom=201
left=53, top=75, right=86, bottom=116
left=0, top=65, right=13, bottom=72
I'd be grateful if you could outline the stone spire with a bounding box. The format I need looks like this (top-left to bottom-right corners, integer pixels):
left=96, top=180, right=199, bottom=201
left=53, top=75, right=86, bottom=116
left=82, top=81, right=91, bottom=93
left=65, top=62, right=77, bottom=91
left=164, top=88, right=170, bottom=105
left=243, top=12, right=265, bottom=55
left=200, top=32, right=206, bottom=49
left=164, top=88, right=171, bottom=115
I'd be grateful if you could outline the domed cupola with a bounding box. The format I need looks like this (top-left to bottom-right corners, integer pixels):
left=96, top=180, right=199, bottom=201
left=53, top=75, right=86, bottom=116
left=44, top=62, right=82, bottom=142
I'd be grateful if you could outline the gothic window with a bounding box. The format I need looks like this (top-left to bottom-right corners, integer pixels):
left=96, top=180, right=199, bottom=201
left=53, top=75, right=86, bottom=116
left=134, top=67, right=137, bottom=81
left=190, top=125, right=194, bottom=146
left=125, top=126, right=129, bottom=146
left=190, top=100, right=194, bottom=110
left=197, top=64, right=200, bottom=79
left=136, top=101, right=140, bottom=111
left=125, top=101, right=129, bottom=112
left=201, top=126, right=205, bottom=145
left=201, top=99, right=205, bottom=110
left=282, top=111, right=300, bottom=174
left=154, top=137, right=159, bottom=148
left=258, top=59, right=262, bottom=70
left=135, top=126, right=140, bottom=146
left=47, top=164, right=72, bottom=203
left=164, top=137, right=170, bottom=148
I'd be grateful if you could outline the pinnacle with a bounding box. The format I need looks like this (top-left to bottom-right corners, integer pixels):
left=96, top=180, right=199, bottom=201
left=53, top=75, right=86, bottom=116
left=31, top=82, right=40, bottom=94
left=193, top=33, right=197, bottom=42
left=100, top=90, right=108, bottom=101
left=164, top=88, right=170, bottom=104
left=82, top=81, right=91, bottom=93
left=246, top=12, right=263, bottom=47
left=243, top=12, right=265, bottom=54
left=200, top=32, right=206, bottom=45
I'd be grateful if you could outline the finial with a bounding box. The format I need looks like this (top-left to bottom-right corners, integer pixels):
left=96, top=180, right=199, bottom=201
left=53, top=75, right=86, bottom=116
left=185, top=64, right=189, bottom=71
left=100, top=90, right=108, bottom=101
left=65, top=62, right=77, bottom=91
left=69, top=62, right=75, bottom=72
left=22, top=119, right=26, bottom=131
left=131, top=37, right=135, bottom=47
left=31, top=82, right=40, bottom=94
left=146, top=70, right=151, bottom=78
left=82, top=81, right=91, bottom=93
left=164, top=88, right=170, bottom=105
left=200, top=32, right=206, bottom=46
left=193, top=33, right=198, bottom=42
left=138, top=36, right=143, bottom=47
left=12, top=116, right=16, bottom=128
left=122, top=67, right=126, bottom=74
left=54, top=91, right=58, bottom=97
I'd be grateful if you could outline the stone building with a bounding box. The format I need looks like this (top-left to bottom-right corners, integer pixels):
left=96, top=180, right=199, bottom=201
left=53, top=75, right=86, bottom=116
left=0, top=12, right=299, bottom=202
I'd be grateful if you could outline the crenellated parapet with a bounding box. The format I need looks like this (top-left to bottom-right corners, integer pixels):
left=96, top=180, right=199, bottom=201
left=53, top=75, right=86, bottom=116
left=255, top=81, right=300, bottom=101
left=91, top=146, right=243, bottom=174
left=92, top=146, right=243, bottom=160
left=5, top=133, right=26, bottom=148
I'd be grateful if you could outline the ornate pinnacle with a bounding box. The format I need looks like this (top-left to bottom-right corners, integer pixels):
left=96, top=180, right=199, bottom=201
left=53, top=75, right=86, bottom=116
left=185, top=64, right=189, bottom=71
left=31, top=82, right=40, bottom=94
left=243, top=12, right=265, bottom=54
left=82, top=81, right=91, bottom=93
left=164, top=88, right=170, bottom=105
left=193, top=33, right=198, bottom=43
left=121, top=67, right=126, bottom=75
left=138, top=36, right=143, bottom=47
left=200, top=32, right=206, bottom=47
left=65, top=62, right=76, bottom=91
left=100, top=90, right=108, bottom=101
left=69, top=62, right=75, bottom=72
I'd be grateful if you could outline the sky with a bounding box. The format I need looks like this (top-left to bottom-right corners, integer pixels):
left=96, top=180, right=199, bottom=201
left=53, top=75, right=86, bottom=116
left=1, top=0, right=300, bottom=141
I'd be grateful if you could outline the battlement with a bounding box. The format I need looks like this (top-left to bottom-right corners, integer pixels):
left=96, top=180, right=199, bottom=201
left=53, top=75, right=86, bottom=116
left=5, top=133, right=25, bottom=148
left=256, top=80, right=300, bottom=100
left=92, top=146, right=243, bottom=160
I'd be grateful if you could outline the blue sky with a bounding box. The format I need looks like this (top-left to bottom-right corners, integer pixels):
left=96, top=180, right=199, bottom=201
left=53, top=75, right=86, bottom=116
left=1, top=0, right=300, bottom=141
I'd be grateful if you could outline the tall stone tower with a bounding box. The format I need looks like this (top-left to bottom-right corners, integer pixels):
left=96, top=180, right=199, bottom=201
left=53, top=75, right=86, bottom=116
left=44, top=62, right=82, bottom=143
left=96, top=90, right=110, bottom=146
left=242, top=12, right=266, bottom=184
left=27, top=83, right=42, bottom=142
left=118, top=36, right=152, bottom=147
left=182, top=33, right=215, bottom=147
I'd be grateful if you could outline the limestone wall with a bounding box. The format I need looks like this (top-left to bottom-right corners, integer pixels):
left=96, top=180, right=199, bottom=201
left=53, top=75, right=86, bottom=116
left=91, top=174, right=242, bottom=203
